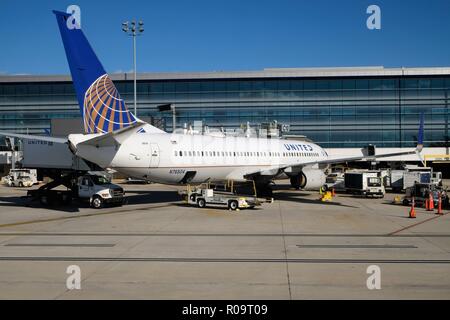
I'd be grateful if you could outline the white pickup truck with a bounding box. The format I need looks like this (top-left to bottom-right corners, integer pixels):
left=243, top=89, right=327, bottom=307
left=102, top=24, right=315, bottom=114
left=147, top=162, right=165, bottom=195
left=77, top=174, right=124, bottom=208
left=28, top=173, right=124, bottom=209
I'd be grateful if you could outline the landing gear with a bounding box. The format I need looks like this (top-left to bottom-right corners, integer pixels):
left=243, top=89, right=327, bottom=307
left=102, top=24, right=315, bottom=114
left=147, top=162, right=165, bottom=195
left=290, top=176, right=300, bottom=190
left=255, top=184, right=273, bottom=198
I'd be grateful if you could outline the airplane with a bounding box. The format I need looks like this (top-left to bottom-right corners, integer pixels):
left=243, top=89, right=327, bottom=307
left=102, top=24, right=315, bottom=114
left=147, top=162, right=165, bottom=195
left=0, top=10, right=424, bottom=197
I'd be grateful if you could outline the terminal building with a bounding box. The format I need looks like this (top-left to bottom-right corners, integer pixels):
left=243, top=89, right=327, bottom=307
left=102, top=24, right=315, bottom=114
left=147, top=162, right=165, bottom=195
left=1, top=66, right=449, bottom=167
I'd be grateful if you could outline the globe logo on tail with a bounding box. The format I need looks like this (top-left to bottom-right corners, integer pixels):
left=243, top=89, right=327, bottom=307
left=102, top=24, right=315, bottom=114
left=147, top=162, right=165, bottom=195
left=83, top=74, right=136, bottom=133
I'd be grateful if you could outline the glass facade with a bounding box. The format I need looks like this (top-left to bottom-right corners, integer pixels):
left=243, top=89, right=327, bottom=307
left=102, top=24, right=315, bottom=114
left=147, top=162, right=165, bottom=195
left=0, top=73, right=449, bottom=148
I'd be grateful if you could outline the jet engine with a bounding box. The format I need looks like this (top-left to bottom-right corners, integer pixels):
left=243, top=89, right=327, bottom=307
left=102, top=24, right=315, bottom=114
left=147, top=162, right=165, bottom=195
left=289, top=168, right=326, bottom=191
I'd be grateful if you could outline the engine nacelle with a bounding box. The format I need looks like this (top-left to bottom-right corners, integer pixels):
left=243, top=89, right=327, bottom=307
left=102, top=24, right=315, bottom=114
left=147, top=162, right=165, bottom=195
left=289, top=168, right=326, bottom=191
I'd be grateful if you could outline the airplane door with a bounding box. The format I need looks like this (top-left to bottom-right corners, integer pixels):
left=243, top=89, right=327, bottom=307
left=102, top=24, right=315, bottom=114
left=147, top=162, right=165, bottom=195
left=150, top=143, right=160, bottom=168
left=128, top=142, right=151, bottom=178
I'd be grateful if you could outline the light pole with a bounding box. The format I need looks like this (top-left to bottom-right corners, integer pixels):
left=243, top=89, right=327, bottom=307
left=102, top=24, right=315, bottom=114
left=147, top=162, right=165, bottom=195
left=122, top=19, right=144, bottom=117
left=157, top=104, right=176, bottom=132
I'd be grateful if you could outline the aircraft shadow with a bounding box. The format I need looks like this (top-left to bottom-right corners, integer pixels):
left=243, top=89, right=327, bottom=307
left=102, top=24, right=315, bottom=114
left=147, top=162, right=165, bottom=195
left=0, top=190, right=181, bottom=213
left=0, top=196, right=81, bottom=213
left=124, top=190, right=181, bottom=205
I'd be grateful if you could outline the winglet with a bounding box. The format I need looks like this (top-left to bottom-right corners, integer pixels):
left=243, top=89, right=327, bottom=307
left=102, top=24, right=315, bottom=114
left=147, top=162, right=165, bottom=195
left=417, top=112, right=424, bottom=152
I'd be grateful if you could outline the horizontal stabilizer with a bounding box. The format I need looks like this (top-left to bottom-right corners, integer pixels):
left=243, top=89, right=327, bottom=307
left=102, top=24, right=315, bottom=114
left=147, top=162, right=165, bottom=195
left=70, top=121, right=146, bottom=148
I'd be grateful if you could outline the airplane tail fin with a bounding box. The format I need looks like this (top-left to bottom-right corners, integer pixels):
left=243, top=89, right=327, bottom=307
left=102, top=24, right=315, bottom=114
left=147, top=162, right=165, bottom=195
left=53, top=10, right=137, bottom=134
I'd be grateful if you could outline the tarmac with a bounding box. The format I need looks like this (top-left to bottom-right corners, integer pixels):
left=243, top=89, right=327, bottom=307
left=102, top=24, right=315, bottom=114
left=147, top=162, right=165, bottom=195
left=0, top=181, right=449, bottom=299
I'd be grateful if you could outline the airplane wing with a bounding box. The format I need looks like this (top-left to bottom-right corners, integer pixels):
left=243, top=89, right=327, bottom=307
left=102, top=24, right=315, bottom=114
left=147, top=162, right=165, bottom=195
left=0, top=131, right=68, bottom=144
left=303, top=148, right=421, bottom=167
left=245, top=114, right=425, bottom=179
left=244, top=148, right=422, bottom=179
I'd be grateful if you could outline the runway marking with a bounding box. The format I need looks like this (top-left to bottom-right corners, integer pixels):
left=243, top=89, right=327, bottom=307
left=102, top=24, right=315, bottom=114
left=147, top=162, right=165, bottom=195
left=4, top=243, right=116, bottom=248
left=0, top=233, right=448, bottom=237
left=0, top=256, right=449, bottom=264
left=296, top=244, right=417, bottom=249
left=388, top=213, right=448, bottom=236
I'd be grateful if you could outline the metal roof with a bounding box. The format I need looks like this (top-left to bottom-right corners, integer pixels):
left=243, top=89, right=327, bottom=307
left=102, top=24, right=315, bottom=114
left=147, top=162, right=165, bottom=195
left=1, top=66, right=450, bottom=83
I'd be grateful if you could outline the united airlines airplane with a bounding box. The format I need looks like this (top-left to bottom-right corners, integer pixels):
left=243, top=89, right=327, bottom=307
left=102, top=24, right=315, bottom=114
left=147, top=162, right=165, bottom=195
left=0, top=10, right=424, bottom=196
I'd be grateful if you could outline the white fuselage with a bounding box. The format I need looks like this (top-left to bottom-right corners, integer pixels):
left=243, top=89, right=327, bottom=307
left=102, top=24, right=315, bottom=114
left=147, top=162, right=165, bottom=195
left=72, top=132, right=329, bottom=185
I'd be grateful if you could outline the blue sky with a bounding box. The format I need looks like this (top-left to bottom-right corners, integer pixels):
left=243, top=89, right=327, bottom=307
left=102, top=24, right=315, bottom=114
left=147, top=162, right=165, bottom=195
left=1, top=0, right=450, bottom=75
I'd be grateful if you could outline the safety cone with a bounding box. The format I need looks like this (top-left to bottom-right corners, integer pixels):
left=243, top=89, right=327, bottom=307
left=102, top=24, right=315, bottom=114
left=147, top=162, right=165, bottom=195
left=409, top=197, right=416, bottom=218
left=437, top=192, right=443, bottom=215
left=428, top=192, right=434, bottom=211
left=425, top=197, right=429, bottom=210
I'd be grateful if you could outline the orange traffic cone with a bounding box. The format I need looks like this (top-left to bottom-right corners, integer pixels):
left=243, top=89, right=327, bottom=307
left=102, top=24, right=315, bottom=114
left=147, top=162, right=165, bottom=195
left=409, top=197, right=416, bottom=218
left=437, top=192, right=443, bottom=215
left=425, top=198, right=429, bottom=210
left=428, top=192, right=434, bottom=211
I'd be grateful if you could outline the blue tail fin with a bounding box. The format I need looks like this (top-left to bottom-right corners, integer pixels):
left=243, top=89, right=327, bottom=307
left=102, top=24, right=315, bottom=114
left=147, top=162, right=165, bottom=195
left=53, top=10, right=136, bottom=134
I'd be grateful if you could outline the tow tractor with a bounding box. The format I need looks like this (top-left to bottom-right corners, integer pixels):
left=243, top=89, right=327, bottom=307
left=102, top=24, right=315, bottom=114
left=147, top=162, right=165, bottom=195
left=180, top=181, right=268, bottom=211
